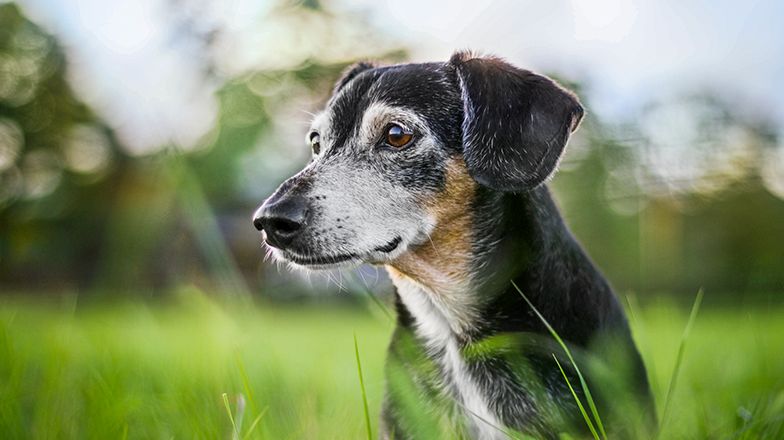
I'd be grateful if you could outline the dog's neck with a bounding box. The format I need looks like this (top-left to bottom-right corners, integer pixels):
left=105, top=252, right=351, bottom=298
left=387, top=183, right=622, bottom=351
left=385, top=175, right=549, bottom=341
left=386, top=203, right=479, bottom=337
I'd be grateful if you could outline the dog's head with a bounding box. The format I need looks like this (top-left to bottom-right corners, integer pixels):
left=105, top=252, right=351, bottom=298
left=253, top=52, right=583, bottom=269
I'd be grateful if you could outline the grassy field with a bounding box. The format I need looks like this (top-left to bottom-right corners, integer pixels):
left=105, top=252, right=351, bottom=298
left=1, top=289, right=783, bottom=439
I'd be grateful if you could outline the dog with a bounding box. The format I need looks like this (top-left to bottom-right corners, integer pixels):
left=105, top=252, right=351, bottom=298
left=253, top=52, right=653, bottom=439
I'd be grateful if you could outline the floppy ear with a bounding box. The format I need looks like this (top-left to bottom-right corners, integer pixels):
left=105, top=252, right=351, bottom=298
left=333, top=61, right=376, bottom=94
left=450, top=52, right=584, bottom=192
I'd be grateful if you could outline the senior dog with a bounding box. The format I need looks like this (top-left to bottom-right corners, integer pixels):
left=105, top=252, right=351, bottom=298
left=254, top=52, right=652, bottom=439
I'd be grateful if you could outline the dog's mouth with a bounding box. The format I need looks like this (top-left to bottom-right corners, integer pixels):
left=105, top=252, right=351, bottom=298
left=373, top=236, right=403, bottom=253
left=272, top=236, right=403, bottom=269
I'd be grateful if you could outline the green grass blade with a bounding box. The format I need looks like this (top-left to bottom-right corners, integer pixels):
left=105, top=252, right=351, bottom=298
left=623, top=292, right=637, bottom=326
left=242, top=407, right=269, bottom=440
left=354, top=333, right=373, bottom=440
left=223, top=393, right=240, bottom=440
left=659, top=288, right=704, bottom=433
left=235, top=351, right=259, bottom=416
left=168, top=153, right=251, bottom=298
left=349, top=272, right=393, bottom=321
left=235, top=394, right=246, bottom=439
left=512, top=281, right=607, bottom=439
left=553, top=354, right=600, bottom=440
left=453, top=400, right=525, bottom=439
left=623, top=292, right=661, bottom=397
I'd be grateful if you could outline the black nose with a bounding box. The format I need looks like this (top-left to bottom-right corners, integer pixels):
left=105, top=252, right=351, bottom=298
left=253, top=195, right=308, bottom=248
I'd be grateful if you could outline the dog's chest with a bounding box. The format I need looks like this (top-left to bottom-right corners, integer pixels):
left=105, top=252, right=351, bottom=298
left=392, top=275, right=506, bottom=439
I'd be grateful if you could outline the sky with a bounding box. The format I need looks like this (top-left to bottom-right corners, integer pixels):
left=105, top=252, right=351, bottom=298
left=355, top=0, right=784, bottom=125
left=15, top=0, right=784, bottom=155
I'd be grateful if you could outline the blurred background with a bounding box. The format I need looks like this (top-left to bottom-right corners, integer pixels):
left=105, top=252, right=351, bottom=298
left=1, top=0, right=782, bottom=300
left=0, top=0, right=783, bottom=438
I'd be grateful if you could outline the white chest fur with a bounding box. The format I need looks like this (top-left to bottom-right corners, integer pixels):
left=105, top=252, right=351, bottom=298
left=390, top=274, right=507, bottom=440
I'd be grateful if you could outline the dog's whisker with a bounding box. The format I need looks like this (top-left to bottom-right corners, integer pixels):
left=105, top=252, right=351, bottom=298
left=336, top=269, right=347, bottom=292
left=356, top=267, right=370, bottom=289
left=425, top=230, right=442, bottom=258
left=373, top=266, right=381, bottom=285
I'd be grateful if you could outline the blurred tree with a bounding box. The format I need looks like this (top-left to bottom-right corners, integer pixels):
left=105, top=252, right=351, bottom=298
left=0, top=0, right=406, bottom=296
left=554, top=92, right=784, bottom=298
left=0, top=1, right=781, bottom=299
left=0, top=3, right=126, bottom=289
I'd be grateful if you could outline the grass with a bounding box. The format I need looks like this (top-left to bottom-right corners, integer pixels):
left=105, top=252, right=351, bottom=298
left=513, top=281, right=605, bottom=439
left=659, top=288, right=704, bottom=434
left=353, top=334, right=372, bottom=440
left=1, top=289, right=783, bottom=439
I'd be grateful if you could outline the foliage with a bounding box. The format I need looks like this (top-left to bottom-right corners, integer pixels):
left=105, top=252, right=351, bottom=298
left=1, top=2, right=783, bottom=297
left=1, top=292, right=783, bottom=438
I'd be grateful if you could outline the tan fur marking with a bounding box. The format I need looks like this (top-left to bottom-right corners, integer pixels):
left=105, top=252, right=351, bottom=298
left=387, top=158, right=476, bottom=307
left=385, top=159, right=502, bottom=435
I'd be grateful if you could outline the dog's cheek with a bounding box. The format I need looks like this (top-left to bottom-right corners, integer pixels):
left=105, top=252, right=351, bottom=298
left=389, top=159, right=478, bottom=290
left=422, top=159, right=477, bottom=262
left=385, top=148, right=447, bottom=192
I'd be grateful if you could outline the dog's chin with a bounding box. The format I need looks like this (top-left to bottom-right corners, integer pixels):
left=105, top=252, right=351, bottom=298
left=267, top=236, right=405, bottom=271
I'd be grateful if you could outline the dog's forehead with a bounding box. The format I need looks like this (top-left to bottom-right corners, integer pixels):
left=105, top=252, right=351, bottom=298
left=368, top=62, right=456, bottom=108
left=323, top=62, right=459, bottom=134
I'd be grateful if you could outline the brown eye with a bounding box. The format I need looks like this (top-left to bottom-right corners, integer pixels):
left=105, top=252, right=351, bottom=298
left=385, top=124, right=413, bottom=148
left=309, top=132, right=321, bottom=154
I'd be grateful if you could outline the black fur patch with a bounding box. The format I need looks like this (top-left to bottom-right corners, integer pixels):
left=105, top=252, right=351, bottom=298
left=450, top=51, right=584, bottom=192
left=324, top=62, right=467, bottom=193
left=332, top=61, right=376, bottom=95
left=330, top=54, right=584, bottom=194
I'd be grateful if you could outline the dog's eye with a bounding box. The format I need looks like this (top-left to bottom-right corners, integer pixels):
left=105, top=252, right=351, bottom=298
left=385, top=124, right=413, bottom=148
left=309, top=132, right=321, bottom=154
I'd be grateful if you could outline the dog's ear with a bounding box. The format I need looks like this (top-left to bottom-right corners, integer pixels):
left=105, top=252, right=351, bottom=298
left=333, top=61, right=375, bottom=94
left=450, top=52, right=584, bottom=192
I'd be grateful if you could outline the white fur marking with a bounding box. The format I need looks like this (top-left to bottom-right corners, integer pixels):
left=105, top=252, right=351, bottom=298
left=392, top=276, right=506, bottom=440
